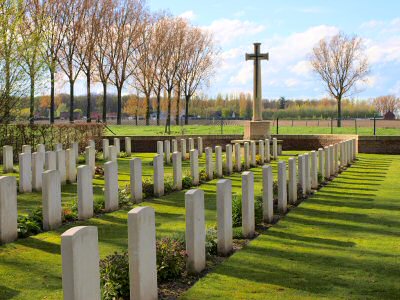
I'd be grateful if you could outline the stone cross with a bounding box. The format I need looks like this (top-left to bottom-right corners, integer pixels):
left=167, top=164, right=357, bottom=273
left=245, top=42, right=269, bottom=121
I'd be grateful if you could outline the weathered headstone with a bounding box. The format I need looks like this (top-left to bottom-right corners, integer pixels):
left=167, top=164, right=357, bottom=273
left=2, top=146, right=13, bottom=173
left=244, top=142, right=250, bottom=169
left=56, top=150, right=67, bottom=184
left=32, top=152, right=44, bottom=191
left=234, top=143, right=241, bottom=172
left=329, top=145, right=335, bottom=176
left=324, top=146, right=330, bottom=179
left=0, top=176, right=17, bottom=244
left=225, top=144, right=233, bottom=175
left=85, top=146, right=95, bottom=176
left=172, top=139, right=178, bottom=153
left=37, top=144, right=45, bottom=154
left=262, top=165, right=273, bottom=223
left=114, top=138, right=120, bottom=156
left=288, top=157, right=297, bottom=204
left=164, top=140, right=171, bottom=164
left=318, top=148, right=325, bottom=181
left=205, top=147, right=213, bottom=180
left=278, top=161, right=287, bottom=213
left=242, top=171, right=255, bottom=238
left=42, top=170, right=62, bottom=230
left=333, top=144, right=338, bottom=173
left=188, top=138, right=194, bottom=151
left=22, top=144, right=31, bottom=156
left=265, top=139, right=270, bottom=163
left=185, top=189, right=206, bottom=273
left=108, top=145, right=117, bottom=162
left=172, top=152, right=182, bottom=190
left=128, top=207, right=158, bottom=300
left=19, top=152, right=32, bottom=193
left=104, top=161, right=119, bottom=212
left=130, top=158, right=143, bottom=203
left=125, top=137, right=131, bottom=155
left=197, top=137, right=203, bottom=156
left=66, top=149, right=76, bottom=183
left=102, top=139, right=109, bottom=160
left=77, top=165, right=93, bottom=220
left=304, top=153, right=311, bottom=193
left=190, top=149, right=199, bottom=185
left=153, top=154, right=164, bottom=197
left=215, top=146, right=223, bottom=177
left=45, top=151, right=56, bottom=170
left=250, top=141, right=256, bottom=167
left=61, top=226, right=100, bottom=300
left=272, top=138, right=278, bottom=160
left=72, top=142, right=79, bottom=163
left=258, top=140, right=265, bottom=163
left=55, top=143, right=63, bottom=151
left=157, top=141, right=164, bottom=156
left=181, top=139, right=187, bottom=160
left=311, top=150, right=318, bottom=189
left=217, top=179, right=233, bottom=256
left=298, top=155, right=306, bottom=196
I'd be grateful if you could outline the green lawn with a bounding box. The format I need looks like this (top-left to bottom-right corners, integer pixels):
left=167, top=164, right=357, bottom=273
left=106, top=125, right=400, bottom=136
left=182, top=154, right=400, bottom=299
left=0, top=153, right=398, bottom=299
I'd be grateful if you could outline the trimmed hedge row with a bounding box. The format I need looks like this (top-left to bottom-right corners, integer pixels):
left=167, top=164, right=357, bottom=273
left=0, top=124, right=105, bottom=163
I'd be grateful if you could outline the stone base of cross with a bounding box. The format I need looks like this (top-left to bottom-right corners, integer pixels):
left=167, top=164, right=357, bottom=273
left=243, top=120, right=272, bottom=140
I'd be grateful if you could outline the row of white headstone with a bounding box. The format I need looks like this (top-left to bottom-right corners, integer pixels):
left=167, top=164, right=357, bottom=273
left=58, top=138, right=357, bottom=300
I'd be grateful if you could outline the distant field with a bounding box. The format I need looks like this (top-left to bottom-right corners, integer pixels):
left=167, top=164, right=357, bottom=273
left=106, top=125, right=400, bottom=136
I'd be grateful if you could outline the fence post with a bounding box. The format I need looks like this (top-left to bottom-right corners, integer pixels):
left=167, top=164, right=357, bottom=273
left=276, top=118, right=279, bottom=134
left=373, top=115, right=376, bottom=136
left=330, top=117, right=333, bottom=134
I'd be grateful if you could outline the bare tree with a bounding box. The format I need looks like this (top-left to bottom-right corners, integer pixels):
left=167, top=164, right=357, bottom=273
left=181, top=27, right=216, bottom=125
left=107, top=0, right=145, bottom=125
left=57, top=0, right=84, bottom=123
left=41, top=0, right=68, bottom=123
left=373, top=95, right=399, bottom=115
left=310, top=32, right=370, bottom=127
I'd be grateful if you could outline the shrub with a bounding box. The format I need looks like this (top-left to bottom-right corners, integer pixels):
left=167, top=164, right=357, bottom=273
left=156, top=237, right=187, bottom=282
left=164, top=176, right=175, bottom=194
left=256, top=154, right=263, bottom=165
left=94, top=198, right=105, bottom=214
left=77, top=155, right=85, bottom=164
left=232, top=195, right=263, bottom=227
left=100, top=252, right=130, bottom=300
left=205, top=227, right=218, bottom=256
left=182, top=176, right=193, bottom=190
left=17, top=208, right=43, bottom=238
left=273, top=180, right=278, bottom=199
left=95, top=166, right=104, bottom=177
left=318, top=172, right=324, bottom=183
left=142, top=178, right=154, bottom=198
left=62, top=208, right=77, bottom=222
left=119, top=151, right=130, bottom=159
left=95, top=151, right=103, bottom=162
left=297, top=183, right=304, bottom=201
left=118, top=186, right=132, bottom=209
left=199, top=169, right=208, bottom=182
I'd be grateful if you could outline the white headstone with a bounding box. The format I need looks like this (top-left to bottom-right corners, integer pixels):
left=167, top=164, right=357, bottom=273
left=298, top=155, right=306, bottom=196
left=104, top=161, right=119, bottom=212
left=108, top=145, right=117, bottom=162
left=278, top=161, right=287, bottom=213
left=77, top=165, right=93, bottom=220
left=45, top=151, right=56, bottom=171
left=42, top=169, right=62, bottom=230
left=234, top=143, right=241, bottom=172
left=272, top=138, right=278, bottom=160
left=85, top=146, right=96, bottom=177
left=172, top=139, right=178, bottom=153
left=164, top=140, right=171, bottom=164
left=185, top=189, right=206, bottom=273
left=324, top=146, right=330, bottom=179
left=56, top=150, right=67, bottom=184
left=130, top=158, right=143, bottom=203
left=262, top=165, right=273, bottom=223
left=190, top=149, right=199, bottom=185
left=128, top=207, right=158, bottom=300
left=172, top=152, right=182, bottom=190
left=288, top=157, right=297, bottom=204
left=32, top=152, right=44, bottom=191
left=180, top=139, right=187, bottom=160
left=304, top=153, right=311, bottom=193
left=205, top=147, right=213, bottom=180
left=2, top=146, right=13, bottom=173
left=244, top=142, right=250, bottom=170
left=0, top=176, right=17, bottom=244
left=265, top=139, right=270, bottom=163
left=258, top=140, right=265, bottom=164
left=22, top=144, right=31, bottom=155
left=113, top=138, right=120, bottom=156
left=353, top=138, right=357, bottom=159
left=72, top=142, right=79, bottom=163
left=125, top=137, right=131, bottom=155
left=329, top=145, right=335, bottom=176
left=157, top=141, right=164, bottom=156
left=19, top=152, right=32, bottom=193
left=339, top=142, right=344, bottom=168
left=37, top=144, right=45, bottom=154
left=102, top=139, right=109, bottom=160
left=250, top=141, right=256, bottom=167
left=333, top=144, right=338, bottom=173
left=225, top=144, right=233, bottom=175
left=188, top=138, right=194, bottom=150
left=61, top=226, right=100, bottom=300
left=197, top=137, right=203, bottom=156
left=88, top=140, right=95, bottom=149
left=217, top=179, right=232, bottom=256
left=318, top=148, right=325, bottom=181
left=242, top=171, right=255, bottom=238
left=215, top=146, right=223, bottom=177
left=66, top=148, right=76, bottom=183
left=55, top=143, right=62, bottom=151
left=153, top=154, right=164, bottom=197
left=311, top=150, right=318, bottom=189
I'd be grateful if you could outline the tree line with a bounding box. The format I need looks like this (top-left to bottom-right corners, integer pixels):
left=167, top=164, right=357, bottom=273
left=0, top=0, right=216, bottom=129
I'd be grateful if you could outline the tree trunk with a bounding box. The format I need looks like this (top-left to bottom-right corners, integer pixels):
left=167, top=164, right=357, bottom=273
left=50, top=69, right=55, bottom=124
left=69, top=80, right=74, bottom=123
left=102, top=82, right=107, bottom=123
left=117, top=87, right=122, bottom=125
left=175, top=86, right=180, bottom=125
left=29, top=76, right=35, bottom=125
left=337, top=97, right=342, bottom=127
left=86, top=71, right=91, bottom=123
left=145, top=94, right=150, bottom=125
left=185, top=94, right=190, bottom=125
left=165, top=90, right=172, bottom=134
left=156, top=91, right=161, bottom=126
left=135, top=113, right=138, bottom=125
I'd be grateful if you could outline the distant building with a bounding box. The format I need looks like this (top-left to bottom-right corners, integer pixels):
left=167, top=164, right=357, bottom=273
left=384, top=111, right=396, bottom=120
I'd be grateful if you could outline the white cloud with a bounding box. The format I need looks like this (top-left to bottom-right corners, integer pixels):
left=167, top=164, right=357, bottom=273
left=365, top=36, right=400, bottom=64
left=290, top=60, right=312, bottom=76
left=203, top=18, right=265, bottom=44
left=284, top=78, right=300, bottom=88
left=179, top=10, right=196, bottom=21
left=360, top=20, right=384, bottom=29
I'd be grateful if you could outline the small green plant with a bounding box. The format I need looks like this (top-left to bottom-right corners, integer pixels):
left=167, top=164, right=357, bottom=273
left=318, top=172, right=324, bottom=184
left=118, top=186, right=132, bottom=209
left=199, top=169, right=208, bottom=182
left=119, top=151, right=130, bottom=158
left=62, top=208, right=77, bottom=222
left=182, top=176, right=193, bottom=189
left=77, top=155, right=85, bottom=164
left=156, top=237, right=187, bottom=282
left=142, top=178, right=154, bottom=198
left=273, top=180, right=278, bottom=199
left=206, top=227, right=218, bottom=256
left=100, top=252, right=130, bottom=300
left=164, top=176, right=175, bottom=194
left=94, top=198, right=105, bottom=214
left=256, top=154, right=263, bottom=165
left=17, top=208, right=43, bottom=238
left=95, top=151, right=103, bottom=161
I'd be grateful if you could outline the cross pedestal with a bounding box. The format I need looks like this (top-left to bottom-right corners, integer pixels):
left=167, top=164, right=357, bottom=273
left=243, top=120, right=272, bottom=140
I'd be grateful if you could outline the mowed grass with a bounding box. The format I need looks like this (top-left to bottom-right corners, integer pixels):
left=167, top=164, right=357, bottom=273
left=182, top=154, right=400, bottom=300
left=0, top=152, right=295, bottom=299
left=105, top=124, right=400, bottom=136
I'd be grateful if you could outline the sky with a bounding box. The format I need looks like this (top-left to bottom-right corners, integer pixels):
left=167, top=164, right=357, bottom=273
left=68, top=0, right=400, bottom=100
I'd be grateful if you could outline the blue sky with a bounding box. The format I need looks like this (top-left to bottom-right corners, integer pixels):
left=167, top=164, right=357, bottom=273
left=68, top=0, right=400, bottom=100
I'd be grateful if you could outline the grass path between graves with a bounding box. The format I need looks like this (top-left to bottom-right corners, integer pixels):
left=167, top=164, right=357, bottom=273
left=0, top=152, right=296, bottom=299
left=182, top=153, right=400, bottom=300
